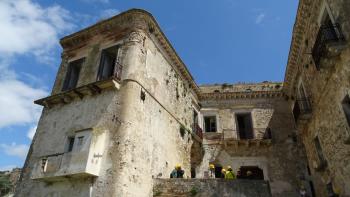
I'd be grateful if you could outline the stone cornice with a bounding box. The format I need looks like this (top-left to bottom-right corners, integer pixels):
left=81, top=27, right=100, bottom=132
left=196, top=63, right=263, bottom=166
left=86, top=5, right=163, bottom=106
left=60, top=9, right=201, bottom=96
left=199, top=90, right=284, bottom=100
left=283, top=0, right=312, bottom=96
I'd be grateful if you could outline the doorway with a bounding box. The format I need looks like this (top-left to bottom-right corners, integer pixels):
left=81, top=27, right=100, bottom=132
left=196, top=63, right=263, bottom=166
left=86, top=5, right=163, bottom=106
left=239, top=166, right=264, bottom=180
left=214, top=166, right=223, bottom=178
left=236, top=113, right=254, bottom=139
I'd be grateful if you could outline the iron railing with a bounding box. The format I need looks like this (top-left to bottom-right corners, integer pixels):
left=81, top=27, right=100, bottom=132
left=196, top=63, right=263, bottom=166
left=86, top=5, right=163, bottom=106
left=223, top=128, right=272, bottom=140
left=293, top=97, right=312, bottom=121
left=312, top=23, right=344, bottom=70
left=192, top=123, right=203, bottom=139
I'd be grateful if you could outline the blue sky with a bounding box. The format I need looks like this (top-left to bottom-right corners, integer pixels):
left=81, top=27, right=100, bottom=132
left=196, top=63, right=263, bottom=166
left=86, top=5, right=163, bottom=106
left=0, top=0, right=298, bottom=170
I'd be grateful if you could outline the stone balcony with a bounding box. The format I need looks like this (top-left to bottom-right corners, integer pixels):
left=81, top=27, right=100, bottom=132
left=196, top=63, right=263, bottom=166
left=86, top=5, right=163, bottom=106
left=203, top=128, right=272, bottom=147
left=35, top=78, right=120, bottom=108
left=31, top=130, right=107, bottom=181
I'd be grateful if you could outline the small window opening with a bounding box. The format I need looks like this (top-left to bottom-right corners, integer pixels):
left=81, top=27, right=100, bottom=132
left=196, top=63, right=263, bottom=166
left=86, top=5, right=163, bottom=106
left=62, top=58, right=84, bottom=91
left=204, top=116, right=217, bottom=132
left=140, top=89, right=146, bottom=101
left=236, top=113, right=254, bottom=139
left=180, top=126, right=186, bottom=138
left=77, top=136, right=84, bottom=146
left=97, top=45, right=119, bottom=81
left=41, top=158, right=48, bottom=172
left=342, top=95, right=350, bottom=127
left=67, top=137, right=75, bottom=152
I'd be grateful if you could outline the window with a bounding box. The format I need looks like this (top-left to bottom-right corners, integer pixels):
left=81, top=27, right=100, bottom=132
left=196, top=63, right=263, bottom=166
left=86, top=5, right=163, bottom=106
left=297, top=82, right=312, bottom=114
left=62, top=58, right=84, bottom=91
left=313, top=8, right=344, bottom=70
left=97, top=45, right=120, bottom=81
left=77, top=136, right=84, bottom=146
left=41, top=158, right=48, bottom=172
left=342, top=95, right=350, bottom=127
left=67, top=137, right=75, bottom=152
left=236, top=113, right=254, bottom=139
left=204, top=116, right=217, bottom=132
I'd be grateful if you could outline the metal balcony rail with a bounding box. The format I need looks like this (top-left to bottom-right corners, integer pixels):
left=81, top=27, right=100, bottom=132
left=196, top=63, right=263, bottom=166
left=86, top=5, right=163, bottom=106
left=192, top=123, right=203, bottom=139
left=222, top=128, right=272, bottom=140
left=312, top=23, right=344, bottom=69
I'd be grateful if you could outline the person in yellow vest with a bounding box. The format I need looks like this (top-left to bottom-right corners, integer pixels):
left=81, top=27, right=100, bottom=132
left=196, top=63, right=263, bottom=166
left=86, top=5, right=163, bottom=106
left=225, top=166, right=236, bottom=180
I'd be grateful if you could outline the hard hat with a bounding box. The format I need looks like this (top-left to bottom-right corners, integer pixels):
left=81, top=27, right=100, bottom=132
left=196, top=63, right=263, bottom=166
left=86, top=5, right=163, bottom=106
left=221, top=169, right=226, bottom=173
left=209, top=164, right=215, bottom=169
left=227, top=166, right=232, bottom=170
left=175, top=163, right=181, bottom=169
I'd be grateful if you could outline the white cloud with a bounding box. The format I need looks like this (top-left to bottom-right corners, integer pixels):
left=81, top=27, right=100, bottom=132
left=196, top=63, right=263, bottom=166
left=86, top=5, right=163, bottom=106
left=0, top=0, right=68, bottom=129
left=255, top=13, right=265, bottom=24
left=27, top=125, right=37, bottom=140
left=1, top=143, right=29, bottom=159
left=100, top=9, right=120, bottom=20
left=0, top=79, right=47, bottom=128
left=0, top=0, right=74, bottom=63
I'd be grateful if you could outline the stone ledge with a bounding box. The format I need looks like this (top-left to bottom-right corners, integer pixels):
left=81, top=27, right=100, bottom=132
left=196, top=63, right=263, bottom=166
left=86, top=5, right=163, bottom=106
left=153, top=178, right=272, bottom=197
left=34, top=78, right=120, bottom=108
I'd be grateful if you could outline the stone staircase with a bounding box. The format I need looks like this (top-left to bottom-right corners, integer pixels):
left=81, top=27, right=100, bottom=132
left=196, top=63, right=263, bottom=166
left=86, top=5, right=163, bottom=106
left=153, top=179, right=272, bottom=197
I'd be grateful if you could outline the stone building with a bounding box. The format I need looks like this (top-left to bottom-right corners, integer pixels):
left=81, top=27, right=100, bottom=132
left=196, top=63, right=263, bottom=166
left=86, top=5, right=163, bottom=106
left=284, top=0, right=350, bottom=196
left=14, top=1, right=349, bottom=196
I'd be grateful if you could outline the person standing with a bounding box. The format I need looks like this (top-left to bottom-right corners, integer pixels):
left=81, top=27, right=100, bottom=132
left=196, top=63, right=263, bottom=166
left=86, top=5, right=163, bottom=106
left=170, top=164, right=184, bottom=178
left=225, top=166, right=236, bottom=180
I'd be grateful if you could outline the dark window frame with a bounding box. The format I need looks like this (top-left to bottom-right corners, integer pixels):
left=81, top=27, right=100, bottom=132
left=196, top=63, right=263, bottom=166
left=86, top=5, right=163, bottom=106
left=67, top=136, right=75, bottom=152
left=62, top=58, right=85, bottom=91
left=204, top=115, right=217, bottom=133
left=236, top=113, right=254, bottom=140
left=97, top=45, right=121, bottom=81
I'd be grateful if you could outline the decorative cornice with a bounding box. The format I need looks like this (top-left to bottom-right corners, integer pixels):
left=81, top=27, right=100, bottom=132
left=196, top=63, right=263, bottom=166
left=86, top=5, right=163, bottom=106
left=283, top=0, right=312, bottom=96
left=60, top=9, right=201, bottom=96
left=199, top=90, right=284, bottom=100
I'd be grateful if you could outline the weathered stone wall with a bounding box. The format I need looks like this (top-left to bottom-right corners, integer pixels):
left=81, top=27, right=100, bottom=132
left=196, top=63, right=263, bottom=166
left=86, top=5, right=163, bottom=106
left=285, top=0, right=350, bottom=196
left=153, top=178, right=272, bottom=197
left=196, top=97, right=308, bottom=197
left=16, top=90, right=121, bottom=196
left=17, top=27, right=198, bottom=197
left=109, top=29, right=197, bottom=196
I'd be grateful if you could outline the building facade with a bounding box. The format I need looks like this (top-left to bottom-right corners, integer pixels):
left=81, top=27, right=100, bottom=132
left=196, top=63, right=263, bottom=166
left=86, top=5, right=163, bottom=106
left=15, top=1, right=350, bottom=196
left=284, top=0, right=350, bottom=196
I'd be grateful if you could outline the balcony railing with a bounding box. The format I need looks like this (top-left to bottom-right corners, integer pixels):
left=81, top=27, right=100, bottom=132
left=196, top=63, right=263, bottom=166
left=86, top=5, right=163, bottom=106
left=312, top=23, right=344, bottom=70
left=293, top=97, right=312, bottom=121
left=192, top=123, right=203, bottom=139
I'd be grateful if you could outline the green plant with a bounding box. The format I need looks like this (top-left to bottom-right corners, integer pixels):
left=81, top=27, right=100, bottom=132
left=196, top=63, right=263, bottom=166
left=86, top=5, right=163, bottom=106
left=189, top=187, right=198, bottom=196
left=153, top=190, right=162, bottom=196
